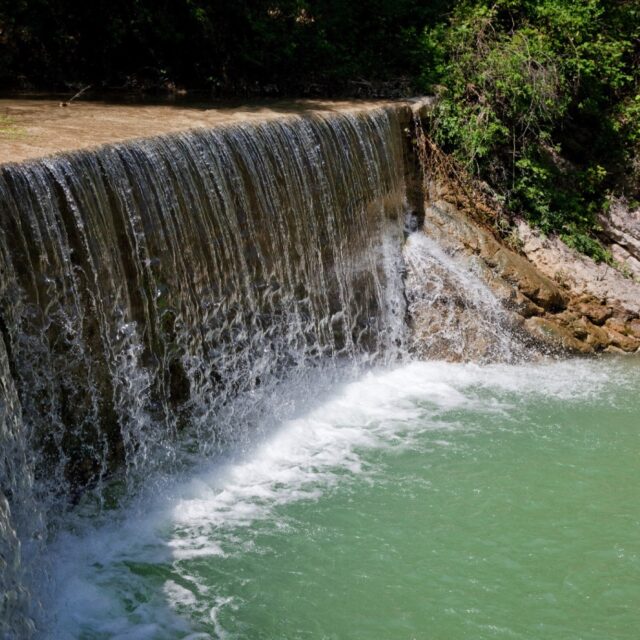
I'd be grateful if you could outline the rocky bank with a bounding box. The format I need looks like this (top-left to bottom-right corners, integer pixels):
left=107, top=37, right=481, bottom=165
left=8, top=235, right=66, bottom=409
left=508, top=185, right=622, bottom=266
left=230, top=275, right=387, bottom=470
left=410, top=182, right=640, bottom=357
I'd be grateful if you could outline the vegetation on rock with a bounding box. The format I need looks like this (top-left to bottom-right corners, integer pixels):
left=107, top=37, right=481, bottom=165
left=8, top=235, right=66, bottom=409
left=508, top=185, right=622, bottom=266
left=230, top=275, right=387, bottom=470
left=421, top=0, right=640, bottom=260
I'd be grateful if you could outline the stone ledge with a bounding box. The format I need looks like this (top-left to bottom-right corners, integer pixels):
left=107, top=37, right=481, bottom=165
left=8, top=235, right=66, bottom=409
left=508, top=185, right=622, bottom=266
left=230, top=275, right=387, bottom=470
left=0, top=98, right=413, bottom=164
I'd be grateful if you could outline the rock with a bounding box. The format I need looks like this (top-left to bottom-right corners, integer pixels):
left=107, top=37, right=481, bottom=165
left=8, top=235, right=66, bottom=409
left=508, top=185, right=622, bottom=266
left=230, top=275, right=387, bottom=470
left=604, top=345, right=627, bottom=354
left=572, top=325, right=589, bottom=340
left=477, top=232, right=502, bottom=261
left=574, top=300, right=613, bottom=326
left=599, top=199, right=640, bottom=272
left=611, top=243, right=640, bottom=279
left=603, top=314, right=640, bottom=351
left=420, top=193, right=640, bottom=356
left=555, top=309, right=580, bottom=323
left=403, top=231, right=525, bottom=362
left=516, top=219, right=640, bottom=317
left=510, top=292, right=545, bottom=318
left=493, top=248, right=566, bottom=311
left=409, top=97, right=436, bottom=121
left=425, top=202, right=566, bottom=311
left=628, top=319, right=640, bottom=338
left=551, top=313, right=609, bottom=350
left=580, top=320, right=610, bottom=351
left=604, top=328, right=639, bottom=352
left=524, top=317, right=592, bottom=354
left=425, top=201, right=489, bottom=255
left=605, top=317, right=629, bottom=334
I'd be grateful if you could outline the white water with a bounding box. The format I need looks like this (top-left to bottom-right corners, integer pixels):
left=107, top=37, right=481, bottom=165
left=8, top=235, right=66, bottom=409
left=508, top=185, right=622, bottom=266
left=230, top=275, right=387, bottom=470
left=39, top=357, right=629, bottom=639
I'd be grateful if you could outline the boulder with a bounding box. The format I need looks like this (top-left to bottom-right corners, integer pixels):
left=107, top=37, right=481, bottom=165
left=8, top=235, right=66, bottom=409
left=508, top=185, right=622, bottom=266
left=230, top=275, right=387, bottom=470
left=524, top=317, right=592, bottom=354
left=604, top=327, right=639, bottom=352
left=605, top=317, right=630, bottom=335
left=574, top=299, right=613, bottom=326
left=628, top=319, right=640, bottom=338
left=579, top=319, right=610, bottom=351
left=492, top=248, right=566, bottom=311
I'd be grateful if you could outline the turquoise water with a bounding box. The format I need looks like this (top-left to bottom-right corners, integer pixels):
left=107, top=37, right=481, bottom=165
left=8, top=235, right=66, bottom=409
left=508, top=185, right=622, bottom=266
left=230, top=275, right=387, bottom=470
left=44, top=358, right=640, bottom=639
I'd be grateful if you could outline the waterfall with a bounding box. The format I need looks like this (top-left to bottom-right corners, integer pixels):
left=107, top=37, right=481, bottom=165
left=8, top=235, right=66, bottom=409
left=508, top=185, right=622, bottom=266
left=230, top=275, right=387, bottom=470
left=0, top=107, right=408, bottom=636
left=0, top=100, right=535, bottom=636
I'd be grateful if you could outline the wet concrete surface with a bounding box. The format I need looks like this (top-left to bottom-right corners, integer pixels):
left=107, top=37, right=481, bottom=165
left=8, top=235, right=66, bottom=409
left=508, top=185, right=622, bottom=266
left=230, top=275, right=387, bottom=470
left=0, top=98, right=405, bottom=164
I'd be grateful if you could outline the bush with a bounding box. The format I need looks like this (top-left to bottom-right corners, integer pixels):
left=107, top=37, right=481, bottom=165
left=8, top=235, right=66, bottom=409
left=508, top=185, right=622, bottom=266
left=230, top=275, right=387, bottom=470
left=423, top=0, right=640, bottom=261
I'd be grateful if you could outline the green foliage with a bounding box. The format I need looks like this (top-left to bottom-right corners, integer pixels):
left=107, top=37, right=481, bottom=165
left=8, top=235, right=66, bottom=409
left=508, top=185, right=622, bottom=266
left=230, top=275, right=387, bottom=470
left=423, top=0, right=640, bottom=261
left=561, top=229, right=613, bottom=264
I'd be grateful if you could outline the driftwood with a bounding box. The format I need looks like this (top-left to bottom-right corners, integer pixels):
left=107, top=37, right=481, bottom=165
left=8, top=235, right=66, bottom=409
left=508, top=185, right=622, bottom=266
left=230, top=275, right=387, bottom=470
left=60, top=85, right=92, bottom=107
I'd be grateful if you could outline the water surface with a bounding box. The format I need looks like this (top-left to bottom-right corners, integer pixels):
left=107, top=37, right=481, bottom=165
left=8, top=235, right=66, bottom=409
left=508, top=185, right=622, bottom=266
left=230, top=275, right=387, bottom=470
left=45, top=357, right=640, bottom=639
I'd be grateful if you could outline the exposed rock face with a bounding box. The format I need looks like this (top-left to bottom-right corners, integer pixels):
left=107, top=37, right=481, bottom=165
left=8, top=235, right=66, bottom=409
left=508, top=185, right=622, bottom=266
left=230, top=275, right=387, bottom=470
left=524, top=317, right=592, bottom=354
left=516, top=221, right=640, bottom=317
left=599, top=199, right=640, bottom=279
left=415, top=193, right=640, bottom=357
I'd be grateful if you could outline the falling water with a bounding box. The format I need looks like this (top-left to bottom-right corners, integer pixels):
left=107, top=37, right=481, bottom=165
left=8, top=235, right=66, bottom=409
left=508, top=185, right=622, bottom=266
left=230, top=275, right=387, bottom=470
left=404, top=107, right=529, bottom=363
left=0, top=107, right=409, bottom=636
left=403, top=233, right=528, bottom=362
left=0, top=335, right=40, bottom=639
